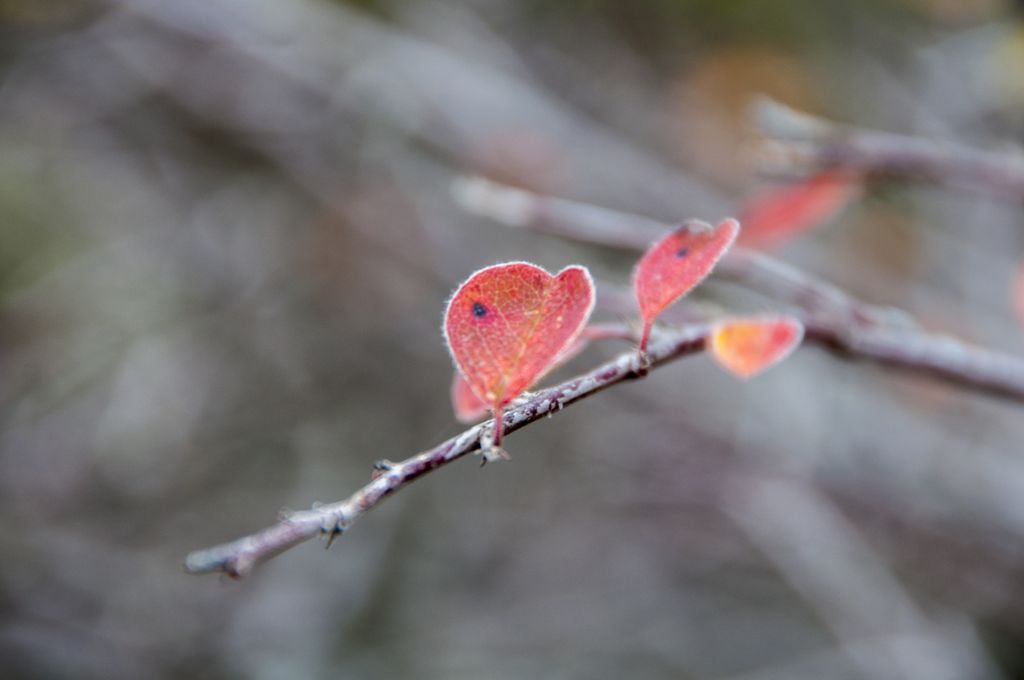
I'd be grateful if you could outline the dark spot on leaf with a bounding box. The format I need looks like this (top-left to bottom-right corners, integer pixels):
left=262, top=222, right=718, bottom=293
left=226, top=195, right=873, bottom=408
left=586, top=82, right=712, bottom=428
left=676, top=247, right=689, bottom=258
left=472, top=302, right=488, bottom=318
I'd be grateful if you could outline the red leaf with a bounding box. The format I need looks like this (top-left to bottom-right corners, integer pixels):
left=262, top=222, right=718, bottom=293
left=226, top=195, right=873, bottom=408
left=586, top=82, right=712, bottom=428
left=738, top=171, right=860, bottom=249
left=633, top=219, right=739, bottom=351
left=444, top=262, right=595, bottom=443
left=710, top=316, right=804, bottom=378
left=447, top=324, right=628, bottom=424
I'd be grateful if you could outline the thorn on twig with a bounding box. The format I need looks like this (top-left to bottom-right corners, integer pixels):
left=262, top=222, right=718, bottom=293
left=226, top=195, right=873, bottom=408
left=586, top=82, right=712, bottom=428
left=479, top=446, right=511, bottom=467
left=223, top=554, right=254, bottom=579
left=324, top=524, right=344, bottom=550
left=371, top=459, right=395, bottom=480
left=320, top=516, right=348, bottom=550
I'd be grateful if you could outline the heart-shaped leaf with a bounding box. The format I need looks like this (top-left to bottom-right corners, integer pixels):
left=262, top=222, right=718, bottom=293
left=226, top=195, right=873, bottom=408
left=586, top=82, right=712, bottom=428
left=710, top=316, right=804, bottom=378
left=444, top=262, right=595, bottom=443
left=633, top=219, right=739, bottom=351
left=739, top=171, right=859, bottom=249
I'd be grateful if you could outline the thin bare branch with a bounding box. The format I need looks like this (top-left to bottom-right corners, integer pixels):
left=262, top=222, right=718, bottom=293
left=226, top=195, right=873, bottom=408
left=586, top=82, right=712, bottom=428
left=751, top=97, right=1024, bottom=201
left=184, top=325, right=708, bottom=577
left=453, top=175, right=1024, bottom=403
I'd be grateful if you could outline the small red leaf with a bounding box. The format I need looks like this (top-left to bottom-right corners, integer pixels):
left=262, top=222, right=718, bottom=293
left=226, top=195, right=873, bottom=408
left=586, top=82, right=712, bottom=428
left=738, top=171, right=860, bottom=249
left=710, top=316, right=804, bottom=379
left=633, top=218, right=739, bottom=351
left=444, top=262, right=595, bottom=443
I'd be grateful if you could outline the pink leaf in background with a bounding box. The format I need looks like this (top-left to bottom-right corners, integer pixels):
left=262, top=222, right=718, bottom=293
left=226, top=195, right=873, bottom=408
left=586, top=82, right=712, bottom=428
left=738, top=171, right=860, bottom=249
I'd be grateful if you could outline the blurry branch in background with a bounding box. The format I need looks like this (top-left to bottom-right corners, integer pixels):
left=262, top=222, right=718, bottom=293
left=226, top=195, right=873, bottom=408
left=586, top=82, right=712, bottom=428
left=726, top=476, right=997, bottom=680
left=453, top=176, right=1024, bottom=403
left=185, top=325, right=708, bottom=577
left=751, top=97, right=1024, bottom=202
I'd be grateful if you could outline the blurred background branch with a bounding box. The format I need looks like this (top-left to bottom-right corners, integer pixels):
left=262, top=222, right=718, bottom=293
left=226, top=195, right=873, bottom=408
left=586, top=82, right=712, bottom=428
left=752, top=97, right=1024, bottom=201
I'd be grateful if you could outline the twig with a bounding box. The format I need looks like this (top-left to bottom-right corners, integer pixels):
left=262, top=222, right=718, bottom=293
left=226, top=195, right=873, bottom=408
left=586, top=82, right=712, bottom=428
left=750, top=97, right=1024, bottom=201
left=184, top=325, right=708, bottom=577
left=453, top=175, right=1024, bottom=404
left=806, top=323, right=1024, bottom=404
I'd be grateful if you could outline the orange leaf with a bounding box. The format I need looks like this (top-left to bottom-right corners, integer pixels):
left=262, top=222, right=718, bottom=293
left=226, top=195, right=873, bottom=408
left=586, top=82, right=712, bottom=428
left=710, top=316, right=804, bottom=378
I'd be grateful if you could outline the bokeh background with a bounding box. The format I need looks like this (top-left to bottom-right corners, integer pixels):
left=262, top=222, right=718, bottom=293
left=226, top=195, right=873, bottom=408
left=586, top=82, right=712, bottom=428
left=3, top=0, right=1024, bottom=678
